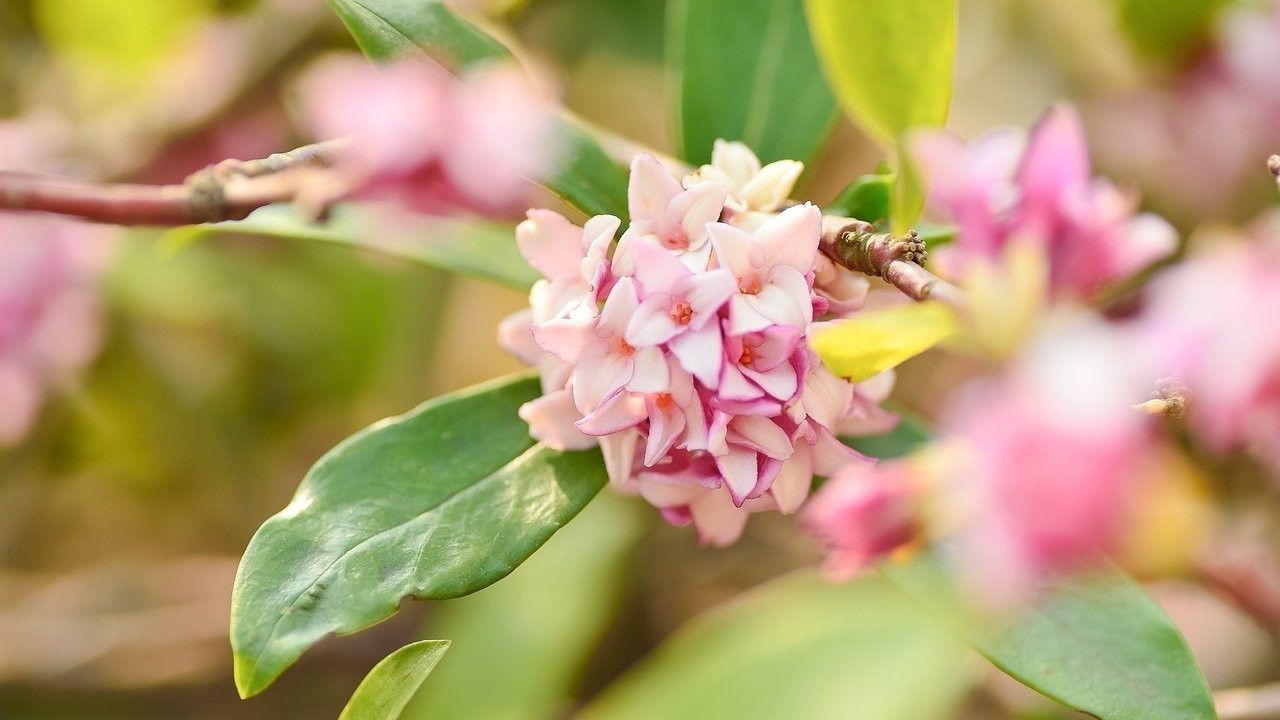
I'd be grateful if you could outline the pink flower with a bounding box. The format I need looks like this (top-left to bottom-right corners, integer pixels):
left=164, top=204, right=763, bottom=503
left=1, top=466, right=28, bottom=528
left=0, top=215, right=112, bottom=446
left=803, top=461, right=921, bottom=579
left=499, top=149, right=886, bottom=545
left=914, top=104, right=1175, bottom=299
left=1137, top=225, right=1280, bottom=475
left=298, top=54, right=556, bottom=218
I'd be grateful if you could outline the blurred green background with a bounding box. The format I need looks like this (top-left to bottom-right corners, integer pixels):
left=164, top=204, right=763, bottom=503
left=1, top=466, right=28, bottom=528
left=2, top=0, right=1279, bottom=718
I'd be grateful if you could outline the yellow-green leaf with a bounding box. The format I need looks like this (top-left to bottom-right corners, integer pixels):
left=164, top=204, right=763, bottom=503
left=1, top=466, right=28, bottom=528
left=810, top=302, right=957, bottom=382
left=804, top=0, right=957, bottom=231
left=338, top=641, right=450, bottom=720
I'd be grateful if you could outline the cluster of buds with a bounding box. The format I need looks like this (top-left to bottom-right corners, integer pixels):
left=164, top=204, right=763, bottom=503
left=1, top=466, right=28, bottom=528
left=500, top=143, right=894, bottom=545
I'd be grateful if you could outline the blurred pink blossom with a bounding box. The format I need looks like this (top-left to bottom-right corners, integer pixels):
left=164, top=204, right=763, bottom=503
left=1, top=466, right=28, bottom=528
left=298, top=54, right=557, bottom=218
left=803, top=460, right=921, bottom=580
left=914, top=104, right=1175, bottom=300
left=0, top=215, right=112, bottom=446
left=1138, top=221, right=1280, bottom=476
left=499, top=152, right=889, bottom=545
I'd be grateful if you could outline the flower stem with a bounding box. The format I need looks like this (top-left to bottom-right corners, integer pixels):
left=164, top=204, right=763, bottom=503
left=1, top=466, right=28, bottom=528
left=819, top=216, right=967, bottom=310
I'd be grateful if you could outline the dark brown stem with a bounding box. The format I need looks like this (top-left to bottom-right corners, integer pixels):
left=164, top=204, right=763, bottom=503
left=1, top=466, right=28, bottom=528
left=0, top=141, right=346, bottom=226
left=819, top=216, right=967, bottom=310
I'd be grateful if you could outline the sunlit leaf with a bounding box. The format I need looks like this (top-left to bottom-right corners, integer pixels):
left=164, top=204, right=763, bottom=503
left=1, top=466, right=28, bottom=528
left=669, top=0, right=837, bottom=166
left=339, top=641, right=450, bottom=720
left=580, top=571, right=974, bottom=720
left=805, top=0, right=957, bottom=231
left=810, top=302, right=958, bottom=382
left=826, top=172, right=894, bottom=225
left=231, top=374, right=608, bottom=697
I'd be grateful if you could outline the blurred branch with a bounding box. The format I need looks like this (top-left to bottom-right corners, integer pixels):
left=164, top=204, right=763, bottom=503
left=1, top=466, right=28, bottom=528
left=820, top=215, right=968, bottom=310
left=1269, top=155, right=1280, bottom=192
left=1199, top=552, right=1280, bottom=635
left=0, top=140, right=347, bottom=226
left=1217, top=682, right=1280, bottom=720
left=1132, top=378, right=1188, bottom=418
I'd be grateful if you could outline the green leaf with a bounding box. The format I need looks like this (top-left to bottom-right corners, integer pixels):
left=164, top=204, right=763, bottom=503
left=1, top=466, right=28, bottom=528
left=164, top=205, right=540, bottom=291
left=882, top=561, right=1217, bottom=720
left=231, top=373, right=609, bottom=697
left=326, top=0, right=509, bottom=65
left=1117, top=0, right=1230, bottom=61
left=405, top=492, right=643, bottom=720
left=339, top=640, right=450, bottom=720
left=842, top=407, right=932, bottom=460
left=323, top=0, right=630, bottom=220
left=580, top=571, right=974, bottom=720
left=825, top=172, right=894, bottom=225
left=805, top=0, right=957, bottom=231
left=974, top=570, right=1217, bottom=720
left=810, top=302, right=958, bottom=383
left=669, top=0, right=838, bottom=166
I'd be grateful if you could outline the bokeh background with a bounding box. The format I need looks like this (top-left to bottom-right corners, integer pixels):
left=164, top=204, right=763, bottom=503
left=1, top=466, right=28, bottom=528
left=2, top=0, right=1279, bottom=717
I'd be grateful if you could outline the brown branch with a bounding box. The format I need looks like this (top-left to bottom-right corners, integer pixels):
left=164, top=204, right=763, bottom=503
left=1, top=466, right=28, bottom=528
left=820, top=216, right=967, bottom=310
left=1198, top=555, right=1280, bottom=634
left=1132, top=377, right=1188, bottom=418
left=0, top=141, right=347, bottom=226
left=1269, top=155, right=1280, bottom=192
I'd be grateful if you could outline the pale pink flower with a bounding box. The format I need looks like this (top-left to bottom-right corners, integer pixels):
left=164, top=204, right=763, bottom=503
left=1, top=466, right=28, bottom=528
left=298, top=54, right=556, bottom=218
left=914, top=104, right=1175, bottom=299
left=499, top=147, right=887, bottom=545
left=1137, top=225, right=1280, bottom=475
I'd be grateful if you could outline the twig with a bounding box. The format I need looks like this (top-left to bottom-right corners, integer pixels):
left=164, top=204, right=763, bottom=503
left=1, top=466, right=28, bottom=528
left=1269, top=155, right=1280, bottom=193
left=820, top=215, right=968, bottom=310
left=1132, top=377, right=1188, bottom=418
left=0, top=141, right=346, bottom=226
left=1199, top=555, right=1280, bottom=634
left=1217, top=682, right=1280, bottom=720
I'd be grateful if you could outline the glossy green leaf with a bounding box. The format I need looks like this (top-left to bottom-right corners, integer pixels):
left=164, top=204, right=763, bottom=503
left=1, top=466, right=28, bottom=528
left=338, top=640, right=450, bottom=720
left=164, top=205, right=540, bottom=291
left=580, top=571, right=974, bottom=720
left=842, top=407, right=932, bottom=460
left=805, top=0, right=957, bottom=231
left=323, top=0, right=630, bottom=220
left=826, top=172, right=894, bottom=224
left=669, top=0, right=837, bottom=165
left=975, top=570, right=1217, bottom=720
left=1118, top=0, right=1230, bottom=61
left=326, top=0, right=509, bottom=65
left=231, top=374, right=609, bottom=698
left=882, top=560, right=1216, bottom=720
left=405, top=492, right=643, bottom=720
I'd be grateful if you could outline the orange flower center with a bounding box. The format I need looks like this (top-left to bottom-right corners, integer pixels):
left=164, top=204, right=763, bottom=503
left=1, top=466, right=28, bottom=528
left=669, top=301, right=694, bottom=325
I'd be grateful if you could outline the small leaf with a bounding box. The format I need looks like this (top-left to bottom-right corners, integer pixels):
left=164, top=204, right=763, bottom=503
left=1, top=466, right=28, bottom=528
left=165, top=205, right=540, bottom=291
left=323, top=0, right=630, bottom=221
left=972, top=570, right=1217, bottom=720
left=842, top=406, right=932, bottom=460
left=825, top=172, right=894, bottom=225
left=231, top=373, right=609, bottom=697
left=805, top=0, right=957, bottom=231
left=579, top=571, right=974, bottom=720
left=405, top=492, right=643, bottom=720
left=810, top=302, right=958, bottom=382
left=338, top=640, right=450, bottom=720
left=669, top=0, right=838, bottom=166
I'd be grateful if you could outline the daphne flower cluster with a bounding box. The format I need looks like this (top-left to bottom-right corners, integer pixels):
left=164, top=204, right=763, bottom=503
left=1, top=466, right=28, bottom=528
left=298, top=54, right=556, bottom=218
left=500, top=145, right=884, bottom=545
left=914, top=104, right=1175, bottom=299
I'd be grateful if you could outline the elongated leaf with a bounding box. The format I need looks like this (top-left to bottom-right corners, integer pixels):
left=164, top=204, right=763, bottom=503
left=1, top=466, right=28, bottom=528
left=669, top=0, right=837, bottom=165
left=805, top=0, right=957, bottom=231
left=882, top=560, right=1216, bottom=720
left=231, top=374, right=609, bottom=697
left=406, top=492, right=642, bottom=720
left=826, top=172, right=894, bottom=224
left=810, top=302, right=958, bottom=382
left=975, top=571, right=1216, bottom=720
left=580, top=571, right=973, bottom=720
left=842, top=407, right=932, bottom=460
left=327, top=0, right=509, bottom=65
left=323, top=0, right=629, bottom=220
left=339, top=641, right=450, bottom=720
left=165, top=205, right=540, bottom=291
